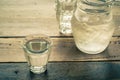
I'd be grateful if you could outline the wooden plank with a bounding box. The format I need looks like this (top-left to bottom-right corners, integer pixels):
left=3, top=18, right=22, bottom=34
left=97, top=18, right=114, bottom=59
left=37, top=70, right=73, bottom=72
left=50, top=37, right=120, bottom=61
left=0, top=0, right=119, bottom=36
left=113, top=5, right=120, bottom=36
left=112, top=5, right=120, bottom=16
left=113, top=15, right=120, bottom=36
left=0, top=0, right=60, bottom=36
left=0, top=63, right=29, bottom=80
left=1, top=62, right=120, bottom=80
left=0, top=37, right=120, bottom=62
left=0, top=38, right=25, bottom=62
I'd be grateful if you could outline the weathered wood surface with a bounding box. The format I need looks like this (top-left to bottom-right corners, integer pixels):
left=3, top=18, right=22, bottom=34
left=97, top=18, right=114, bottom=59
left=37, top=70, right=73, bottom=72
left=0, top=0, right=120, bottom=62
left=0, top=0, right=120, bottom=36
left=0, top=0, right=58, bottom=37
left=0, top=37, right=120, bottom=62
left=0, top=62, right=120, bottom=80
left=112, top=6, right=120, bottom=15
left=0, top=63, right=29, bottom=80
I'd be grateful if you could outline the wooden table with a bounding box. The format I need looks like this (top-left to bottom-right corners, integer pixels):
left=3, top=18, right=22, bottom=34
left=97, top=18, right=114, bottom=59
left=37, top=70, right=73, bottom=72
left=0, top=0, right=120, bottom=80
left=1, top=62, right=120, bottom=80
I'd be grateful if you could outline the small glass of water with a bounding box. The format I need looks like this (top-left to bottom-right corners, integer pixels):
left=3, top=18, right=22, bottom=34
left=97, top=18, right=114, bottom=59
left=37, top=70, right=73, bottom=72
left=23, top=34, right=52, bottom=74
left=55, top=0, right=76, bottom=35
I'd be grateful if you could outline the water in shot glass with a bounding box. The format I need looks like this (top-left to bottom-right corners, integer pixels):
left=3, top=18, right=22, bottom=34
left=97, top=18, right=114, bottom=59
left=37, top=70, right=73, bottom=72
left=55, top=0, right=76, bottom=35
left=23, top=34, right=52, bottom=74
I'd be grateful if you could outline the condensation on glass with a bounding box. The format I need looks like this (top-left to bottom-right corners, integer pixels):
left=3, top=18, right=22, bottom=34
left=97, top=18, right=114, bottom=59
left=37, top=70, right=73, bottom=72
left=72, top=0, right=115, bottom=54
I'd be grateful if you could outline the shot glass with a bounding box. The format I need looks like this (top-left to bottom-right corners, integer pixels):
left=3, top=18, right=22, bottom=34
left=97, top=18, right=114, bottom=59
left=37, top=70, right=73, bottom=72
left=55, top=0, right=76, bottom=35
left=23, top=34, right=52, bottom=74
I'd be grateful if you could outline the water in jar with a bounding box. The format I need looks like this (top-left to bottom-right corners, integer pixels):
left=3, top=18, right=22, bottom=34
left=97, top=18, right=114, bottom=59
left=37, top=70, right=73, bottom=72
left=72, top=0, right=115, bottom=54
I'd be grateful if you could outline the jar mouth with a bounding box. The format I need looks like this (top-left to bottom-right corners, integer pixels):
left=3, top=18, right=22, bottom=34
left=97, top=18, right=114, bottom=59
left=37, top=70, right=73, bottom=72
left=80, top=0, right=112, bottom=6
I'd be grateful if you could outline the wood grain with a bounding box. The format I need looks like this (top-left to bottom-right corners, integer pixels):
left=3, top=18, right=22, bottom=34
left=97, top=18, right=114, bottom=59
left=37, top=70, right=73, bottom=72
left=0, top=0, right=119, bottom=36
left=0, top=0, right=120, bottom=62
left=0, top=37, right=120, bottom=62
left=1, top=62, right=120, bottom=80
left=0, top=0, right=59, bottom=36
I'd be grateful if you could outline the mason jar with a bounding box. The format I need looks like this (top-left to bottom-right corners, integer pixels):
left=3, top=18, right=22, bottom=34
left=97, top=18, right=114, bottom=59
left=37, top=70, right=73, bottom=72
left=72, top=0, right=115, bottom=54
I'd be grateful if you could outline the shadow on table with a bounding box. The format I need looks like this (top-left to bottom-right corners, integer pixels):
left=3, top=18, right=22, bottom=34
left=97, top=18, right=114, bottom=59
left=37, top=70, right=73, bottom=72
left=30, top=71, right=48, bottom=80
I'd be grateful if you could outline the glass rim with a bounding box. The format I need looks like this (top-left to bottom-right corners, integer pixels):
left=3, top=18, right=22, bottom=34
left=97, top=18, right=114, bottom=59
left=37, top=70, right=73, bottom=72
left=24, top=34, right=52, bottom=45
left=23, top=34, right=52, bottom=54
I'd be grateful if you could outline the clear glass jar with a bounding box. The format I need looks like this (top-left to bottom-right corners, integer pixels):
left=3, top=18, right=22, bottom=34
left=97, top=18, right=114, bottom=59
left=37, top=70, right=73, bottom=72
left=72, top=0, right=115, bottom=54
left=55, top=0, right=77, bottom=35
